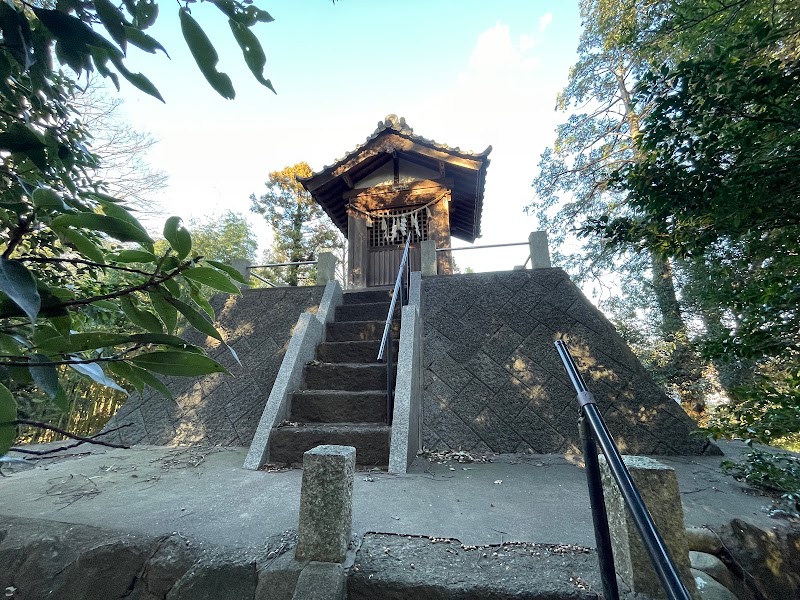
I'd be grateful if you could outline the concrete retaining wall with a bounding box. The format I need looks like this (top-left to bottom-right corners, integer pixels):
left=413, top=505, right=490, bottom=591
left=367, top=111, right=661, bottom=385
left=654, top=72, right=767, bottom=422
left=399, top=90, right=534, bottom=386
left=102, top=286, right=326, bottom=448
left=421, top=269, right=715, bottom=455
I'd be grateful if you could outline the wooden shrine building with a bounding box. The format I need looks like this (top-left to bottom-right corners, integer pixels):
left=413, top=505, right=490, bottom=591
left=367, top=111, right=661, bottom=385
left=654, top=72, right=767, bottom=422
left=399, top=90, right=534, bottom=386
left=299, top=115, right=492, bottom=288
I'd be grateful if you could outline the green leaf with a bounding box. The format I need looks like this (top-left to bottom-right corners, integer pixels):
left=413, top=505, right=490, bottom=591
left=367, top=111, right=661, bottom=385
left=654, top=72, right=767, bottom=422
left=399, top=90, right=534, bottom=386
left=111, top=360, right=172, bottom=398
left=164, top=295, right=222, bottom=342
left=124, top=25, right=168, bottom=56
left=135, top=0, right=159, bottom=30
left=28, top=353, right=63, bottom=402
left=109, top=53, right=165, bottom=103
left=31, top=187, right=64, bottom=210
left=119, top=296, right=165, bottom=333
left=32, top=323, right=66, bottom=349
left=247, top=6, right=274, bottom=23
left=52, top=213, right=154, bottom=246
left=69, top=360, right=128, bottom=394
left=190, top=284, right=215, bottom=319
left=107, top=360, right=144, bottom=395
left=131, top=350, right=227, bottom=376
left=112, top=250, right=157, bottom=264
left=0, top=258, right=40, bottom=323
left=179, top=8, right=236, bottom=100
left=162, top=277, right=180, bottom=298
left=183, top=266, right=240, bottom=294
left=59, top=228, right=106, bottom=265
left=148, top=288, right=177, bottom=334
left=163, top=216, right=192, bottom=260
left=206, top=259, right=247, bottom=284
left=32, top=8, right=120, bottom=56
left=97, top=199, right=151, bottom=240
left=94, top=0, right=128, bottom=52
left=228, top=19, right=275, bottom=93
left=37, top=331, right=132, bottom=354
left=0, top=383, right=17, bottom=456
left=48, top=314, right=72, bottom=338
left=129, top=333, right=202, bottom=351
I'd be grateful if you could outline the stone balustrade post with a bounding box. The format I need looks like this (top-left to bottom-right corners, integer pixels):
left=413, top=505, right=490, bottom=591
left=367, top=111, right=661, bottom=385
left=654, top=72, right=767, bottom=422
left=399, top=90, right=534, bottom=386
left=528, top=231, right=552, bottom=269
left=316, top=251, right=337, bottom=286
left=230, top=259, right=251, bottom=287
left=599, top=455, right=697, bottom=599
left=295, top=445, right=355, bottom=563
left=420, top=240, right=437, bottom=276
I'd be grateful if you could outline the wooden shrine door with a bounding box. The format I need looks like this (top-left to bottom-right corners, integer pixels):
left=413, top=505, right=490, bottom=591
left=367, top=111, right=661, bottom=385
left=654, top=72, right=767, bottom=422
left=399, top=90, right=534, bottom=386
left=366, top=206, right=426, bottom=287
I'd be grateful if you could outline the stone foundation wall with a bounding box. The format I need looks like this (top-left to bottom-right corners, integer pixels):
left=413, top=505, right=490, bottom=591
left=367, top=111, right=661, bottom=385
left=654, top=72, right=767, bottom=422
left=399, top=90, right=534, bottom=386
left=102, top=286, right=325, bottom=447
left=421, top=269, right=714, bottom=455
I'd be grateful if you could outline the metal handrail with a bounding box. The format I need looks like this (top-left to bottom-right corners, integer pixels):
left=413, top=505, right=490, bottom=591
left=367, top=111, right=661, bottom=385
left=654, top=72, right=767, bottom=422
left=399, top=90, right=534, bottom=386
left=554, top=340, right=692, bottom=600
left=249, top=260, right=317, bottom=268
left=435, top=241, right=528, bottom=252
left=376, top=233, right=412, bottom=426
left=247, top=260, right=318, bottom=288
left=377, top=232, right=412, bottom=361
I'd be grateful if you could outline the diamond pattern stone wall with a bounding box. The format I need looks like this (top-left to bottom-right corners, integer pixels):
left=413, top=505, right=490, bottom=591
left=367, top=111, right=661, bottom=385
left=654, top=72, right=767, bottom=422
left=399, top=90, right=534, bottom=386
left=422, top=269, right=716, bottom=455
left=102, top=286, right=325, bottom=447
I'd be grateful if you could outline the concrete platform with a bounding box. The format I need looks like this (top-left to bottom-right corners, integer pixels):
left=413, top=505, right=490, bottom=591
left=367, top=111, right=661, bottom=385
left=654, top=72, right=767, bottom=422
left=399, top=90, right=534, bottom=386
left=0, top=440, right=783, bottom=551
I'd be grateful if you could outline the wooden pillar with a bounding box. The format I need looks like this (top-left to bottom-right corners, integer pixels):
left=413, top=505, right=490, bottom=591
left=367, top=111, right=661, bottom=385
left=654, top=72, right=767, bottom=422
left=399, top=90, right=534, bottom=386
left=429, top=193, right=452, bottom=275
left=347, top=210, right=368, bottom=289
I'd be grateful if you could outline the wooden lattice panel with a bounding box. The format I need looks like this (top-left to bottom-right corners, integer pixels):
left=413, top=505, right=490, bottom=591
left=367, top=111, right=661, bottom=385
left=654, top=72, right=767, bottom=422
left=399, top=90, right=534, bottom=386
left=368, top=205, right=429, bottom=247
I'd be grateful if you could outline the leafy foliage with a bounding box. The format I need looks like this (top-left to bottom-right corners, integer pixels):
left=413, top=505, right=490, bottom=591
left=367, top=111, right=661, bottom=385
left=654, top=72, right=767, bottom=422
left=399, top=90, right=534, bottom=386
left=250, top=162, right=344, bottom=286
left=578, top=0, right=800, bottom=494
left=722, top=448, right=800, bottom=516
left=530, top=0, right=707, bottom=413
left=0, top=0, right=278, bottom=452
left=189, top=211, right=258, bottom=264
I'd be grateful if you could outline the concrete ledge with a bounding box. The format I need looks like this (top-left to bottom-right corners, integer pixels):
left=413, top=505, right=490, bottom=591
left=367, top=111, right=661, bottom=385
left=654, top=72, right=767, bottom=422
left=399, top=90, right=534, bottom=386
left=315, top=279, right=343, bottom=332
left=388, top=272, right=423, bottom=474
left=243, top=281, right=342, bottom=470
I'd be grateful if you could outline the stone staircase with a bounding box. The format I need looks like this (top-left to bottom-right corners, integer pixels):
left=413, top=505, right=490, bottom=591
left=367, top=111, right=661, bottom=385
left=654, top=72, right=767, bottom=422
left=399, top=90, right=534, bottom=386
left=268, top=289, right=399, bottom=468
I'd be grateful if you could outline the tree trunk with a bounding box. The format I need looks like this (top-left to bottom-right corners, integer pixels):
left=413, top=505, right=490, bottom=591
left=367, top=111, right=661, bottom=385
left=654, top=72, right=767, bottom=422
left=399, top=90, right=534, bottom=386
left=651, top=254, right=706, bottom=417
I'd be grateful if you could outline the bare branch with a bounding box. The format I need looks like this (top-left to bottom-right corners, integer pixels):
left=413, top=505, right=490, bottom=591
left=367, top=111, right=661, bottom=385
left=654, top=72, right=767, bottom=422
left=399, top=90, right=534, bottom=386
left=6, top=420, right=132, bottom=454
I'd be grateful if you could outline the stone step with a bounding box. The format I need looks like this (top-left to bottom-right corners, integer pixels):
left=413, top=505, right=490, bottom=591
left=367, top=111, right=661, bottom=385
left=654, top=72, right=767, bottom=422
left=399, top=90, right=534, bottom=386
left=342, top=289, right=394, bottom=305
left=326, top=320, right=400, bottom=343
left=269, top=423, right=391, bottom=466
left=303, top=362, right=393, bottom=391
left=317, top=340, right=399, bottom=364
left=336, top=301, right=397, bottom=323
left=349, top=533, right=602, bottom=599
left=290, top=390, right=387, bottom=423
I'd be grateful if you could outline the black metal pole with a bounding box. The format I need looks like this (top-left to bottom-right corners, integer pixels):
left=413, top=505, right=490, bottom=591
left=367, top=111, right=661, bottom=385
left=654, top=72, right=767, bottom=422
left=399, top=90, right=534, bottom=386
left=582, top=404, right=691, bottom=600
left=554, top=340, right=691, bottom=600
left=580, top=414, right=621, bottom=600
left=386, top=328, right=394, bottom=425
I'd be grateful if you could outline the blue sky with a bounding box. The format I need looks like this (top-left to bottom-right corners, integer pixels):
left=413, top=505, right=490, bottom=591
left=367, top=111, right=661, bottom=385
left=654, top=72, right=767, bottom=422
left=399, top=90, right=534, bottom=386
left=112, top=1, right=582, bottom=271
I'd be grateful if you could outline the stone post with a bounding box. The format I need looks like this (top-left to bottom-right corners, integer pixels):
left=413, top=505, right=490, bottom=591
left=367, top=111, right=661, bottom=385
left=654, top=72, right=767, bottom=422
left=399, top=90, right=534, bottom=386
left=599, top=455, right=697, bottom=599
left=296, top=445, right=355, bottom=563
left=528, top=231, right=552, bottom=269
left=315, top=251, right=337, bottom=286
left=230, top=259, right=251, bottom=286
left=421, top=240, right=437, bottom=276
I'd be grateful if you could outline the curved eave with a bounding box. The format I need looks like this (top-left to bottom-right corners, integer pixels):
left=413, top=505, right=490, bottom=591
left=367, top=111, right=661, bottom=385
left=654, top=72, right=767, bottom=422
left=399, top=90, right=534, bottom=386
left=300, top=129, right=492, bottom=242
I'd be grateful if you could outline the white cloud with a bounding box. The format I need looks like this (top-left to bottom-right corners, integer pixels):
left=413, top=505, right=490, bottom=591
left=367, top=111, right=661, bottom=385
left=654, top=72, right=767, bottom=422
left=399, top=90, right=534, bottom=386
left=539, top=12, right=553, bottom=32
left=468, top=22, right=539, bottom=73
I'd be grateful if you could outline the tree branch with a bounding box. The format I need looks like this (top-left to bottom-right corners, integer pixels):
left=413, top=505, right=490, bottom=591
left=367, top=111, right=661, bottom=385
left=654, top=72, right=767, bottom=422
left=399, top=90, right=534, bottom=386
left=52, top=261, right=195, bottom=310
left=0, top=353, right=133, bottom=367
left=5, top=420, right=132, bottom=454
left=2, top=216, right=32, bottom=259
left=19, top=256, right=157, bottom=276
